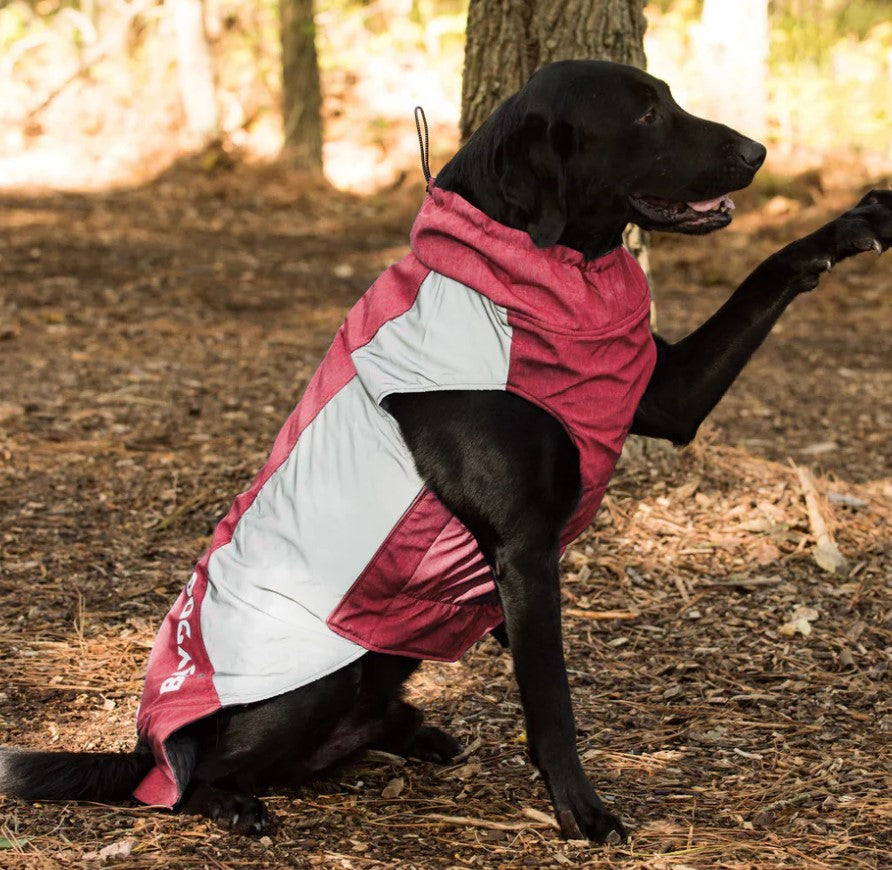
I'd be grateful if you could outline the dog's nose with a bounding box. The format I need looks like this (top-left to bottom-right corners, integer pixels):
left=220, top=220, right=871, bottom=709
left=737, top=138, right=767, bottom=169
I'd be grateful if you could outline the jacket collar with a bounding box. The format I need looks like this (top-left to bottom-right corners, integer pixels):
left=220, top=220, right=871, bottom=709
left=409, top=183, right=650, bottom=334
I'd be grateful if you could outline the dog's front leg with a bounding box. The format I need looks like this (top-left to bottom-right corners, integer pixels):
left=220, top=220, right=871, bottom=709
left=385, top=390, right=626, bottom=842
left=492, top=537, right=626, bottom=842
left=631, top=188, right=892, bottom=445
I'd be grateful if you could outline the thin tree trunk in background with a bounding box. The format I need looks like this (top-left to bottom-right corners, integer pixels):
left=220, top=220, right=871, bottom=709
left=280, top=0, right=323, bottom=170
left=173, top=0, right=220, bottom=146
left=697, top=0, right=768, bottom=139
left=459, top=0, right=651, bottom=312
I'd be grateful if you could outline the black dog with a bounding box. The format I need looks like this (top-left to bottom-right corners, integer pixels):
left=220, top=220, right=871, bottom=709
left=1, top=61, right=889, bottom=844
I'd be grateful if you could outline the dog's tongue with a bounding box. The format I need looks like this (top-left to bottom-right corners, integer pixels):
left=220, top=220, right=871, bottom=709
left=686, top=195, right=734, bottom=212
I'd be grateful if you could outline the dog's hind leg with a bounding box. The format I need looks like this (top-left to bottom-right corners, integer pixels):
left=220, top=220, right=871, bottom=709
left=392, top=722, right=462, bottom=764
left=303, top=653, right=460, bottom=771
left=180, top=653, right=460, bottom=831
left=367, top=701, right=461, bottom=764
left=180, top=658, right=365, bottom=831
left=357, top=653, right=461, bottom=764
left=180, top=782, right=270, bottom=834
left=305, top=652, right=458, bottom=769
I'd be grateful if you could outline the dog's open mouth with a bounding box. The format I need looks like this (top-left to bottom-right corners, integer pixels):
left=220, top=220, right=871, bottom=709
left=628, top=193, right=735, bottom=234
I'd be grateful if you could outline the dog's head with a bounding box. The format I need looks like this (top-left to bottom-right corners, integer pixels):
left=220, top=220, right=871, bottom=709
left=438, top=60, right=766, bottom=257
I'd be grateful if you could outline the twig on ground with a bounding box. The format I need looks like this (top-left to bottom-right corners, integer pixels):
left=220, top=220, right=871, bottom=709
left=795, top=465, right=849, bottom=574
left=425, top=813, right=552, bottom=832
left=564, top=608, right=640, bottom=621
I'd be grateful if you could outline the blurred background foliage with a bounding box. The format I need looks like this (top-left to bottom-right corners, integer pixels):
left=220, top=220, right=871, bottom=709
left=647, top=1, right=891, bottom=168
left=0, top=0, right=889, bottom=190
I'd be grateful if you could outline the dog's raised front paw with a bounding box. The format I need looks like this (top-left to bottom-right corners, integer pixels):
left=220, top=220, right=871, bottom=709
left=823, top=188, right=892, bottom=263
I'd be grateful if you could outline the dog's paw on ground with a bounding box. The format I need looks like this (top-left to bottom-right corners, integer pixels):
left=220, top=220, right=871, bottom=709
left=407, top=725, right=462, bottom=763
left=206, top=791, right=270, bottom=835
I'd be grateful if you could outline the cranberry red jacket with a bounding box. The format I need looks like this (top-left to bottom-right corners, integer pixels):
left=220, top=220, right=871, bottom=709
left=134, top=185, right=657, bottom=807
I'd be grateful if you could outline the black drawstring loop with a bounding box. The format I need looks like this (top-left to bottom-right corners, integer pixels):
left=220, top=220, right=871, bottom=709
left=414, top=105, right=431, bottom=185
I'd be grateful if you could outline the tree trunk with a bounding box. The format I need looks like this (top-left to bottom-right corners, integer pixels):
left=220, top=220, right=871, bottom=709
left=280, top=0, right=323, bottom=170
left=459, top=0, right=651, bottom=313
left=460, top=0, right=647, bottom=141
left=173, top=0, right=220, bottom=146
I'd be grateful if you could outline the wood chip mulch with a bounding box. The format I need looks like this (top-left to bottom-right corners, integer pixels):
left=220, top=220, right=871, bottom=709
left=1, top=164, right=889, bottom=867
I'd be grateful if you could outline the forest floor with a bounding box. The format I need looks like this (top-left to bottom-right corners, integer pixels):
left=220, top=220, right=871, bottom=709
left=0, top=158, right=890, bottom=868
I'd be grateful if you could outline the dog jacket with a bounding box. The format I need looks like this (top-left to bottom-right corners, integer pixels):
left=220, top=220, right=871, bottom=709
left=133, top=184, right=657, bottom=807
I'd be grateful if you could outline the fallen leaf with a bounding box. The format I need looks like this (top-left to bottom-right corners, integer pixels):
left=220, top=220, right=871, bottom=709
left=636, top=819, right=686, bottom=837
left=779, top=605, right=819, bottom=637
left=739, top=517, right=773, bottom=533
left=753, top=540, right=781, bottom=565
left=82, top=838, right=134, bottom=861
left=381, top=776, right=405, bottom=799
left=814, top=540, right=847, bottom=574
left=673, top=480, right=700, bottom=501
left=752, top=809, right=774, bottom=827
left=0, top=837, right=29, bottom=850
left=447, top=760, right=482, bottom=781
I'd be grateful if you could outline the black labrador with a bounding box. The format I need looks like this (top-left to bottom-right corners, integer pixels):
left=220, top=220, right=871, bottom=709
left=2, top=60, right=890, bottom=844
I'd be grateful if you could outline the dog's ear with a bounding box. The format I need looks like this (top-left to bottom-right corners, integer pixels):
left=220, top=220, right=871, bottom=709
left=495, top=113, right=574, bottom=248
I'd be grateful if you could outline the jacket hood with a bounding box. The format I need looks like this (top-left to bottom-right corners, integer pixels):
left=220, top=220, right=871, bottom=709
left=410, top=183, right=650, bottom=335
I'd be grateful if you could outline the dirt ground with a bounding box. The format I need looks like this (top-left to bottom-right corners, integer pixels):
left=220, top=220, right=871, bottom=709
left=0, top=160, right=890, bottom=868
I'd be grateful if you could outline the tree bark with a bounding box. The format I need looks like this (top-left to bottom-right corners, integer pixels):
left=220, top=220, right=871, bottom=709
left=460, top=0, right=647, bottom=141
left=173, top=0, right=220, bottom=146
left=280, top=0, right=323, bottom=170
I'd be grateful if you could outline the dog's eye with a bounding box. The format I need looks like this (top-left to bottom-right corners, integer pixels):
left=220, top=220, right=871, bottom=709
left=636, top=108, right=658, bottom=126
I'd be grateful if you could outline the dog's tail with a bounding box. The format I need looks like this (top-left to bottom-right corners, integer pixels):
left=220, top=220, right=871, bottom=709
left=0, top=745, right=153, bottom=801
